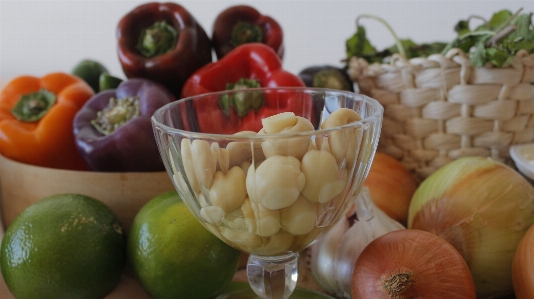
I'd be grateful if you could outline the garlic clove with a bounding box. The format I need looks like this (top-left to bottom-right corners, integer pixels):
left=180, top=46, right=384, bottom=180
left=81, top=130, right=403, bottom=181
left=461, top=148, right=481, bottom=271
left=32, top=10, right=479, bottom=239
left=220, top=226, right=263, bottom=249
left=180, top=139, right=201, bottom=193
left=260, top=116, right=314, bottom=160
left=320, top=108, right=362, bottom=165
left=251, top=201, right=281, bottom=237
left=191, top=139, right=217, bottom=189
left=252, top=231, right=295, bottom=256
left=200, top=206, right=225, bottom=226
left=211, top=142, right=229, bottom=174
left=241, top=198, right=257, bottom=234
left=248, top=155, right=305, bottom=210
left=261, top=112, right=298, bottom=134
left=280, top=195, right=318, bottom=235
left=301, top=150, right=343, bottom=203
left=209, top=166, right=247, bottom=213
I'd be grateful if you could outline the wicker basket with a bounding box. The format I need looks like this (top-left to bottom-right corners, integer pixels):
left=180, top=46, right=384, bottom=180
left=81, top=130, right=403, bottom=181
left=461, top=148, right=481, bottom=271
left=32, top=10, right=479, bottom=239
left=348, top=48, right=534, bottom=180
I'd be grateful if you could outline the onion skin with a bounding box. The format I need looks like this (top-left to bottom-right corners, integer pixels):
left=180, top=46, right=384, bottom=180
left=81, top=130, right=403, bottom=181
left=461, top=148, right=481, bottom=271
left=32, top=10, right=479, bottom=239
left=364, top=152, right=418, bottom=226
left=513, top=223, right=534, bottom=299
left=408, top=156, right=534, bottom=298
left=351, top=229, right=476, bottom=299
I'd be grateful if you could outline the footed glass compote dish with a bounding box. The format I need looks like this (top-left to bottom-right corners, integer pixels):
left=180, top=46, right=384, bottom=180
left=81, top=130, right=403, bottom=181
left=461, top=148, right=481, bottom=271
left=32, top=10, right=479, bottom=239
left=151, top=87, right=383, bottom=299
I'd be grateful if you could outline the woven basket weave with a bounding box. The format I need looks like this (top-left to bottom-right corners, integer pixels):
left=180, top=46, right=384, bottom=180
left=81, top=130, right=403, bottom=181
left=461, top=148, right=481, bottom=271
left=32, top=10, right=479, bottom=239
left=348, top=48, right=534, bottom=180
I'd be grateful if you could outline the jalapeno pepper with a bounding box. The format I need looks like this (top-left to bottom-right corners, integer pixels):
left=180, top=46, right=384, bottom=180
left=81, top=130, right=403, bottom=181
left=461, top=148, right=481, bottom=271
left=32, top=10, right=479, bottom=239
left=117, top=2, right=212, bottom=98
left=181, top=43, right=312, bottom=134
left=212, top=5, right=284, bottom=60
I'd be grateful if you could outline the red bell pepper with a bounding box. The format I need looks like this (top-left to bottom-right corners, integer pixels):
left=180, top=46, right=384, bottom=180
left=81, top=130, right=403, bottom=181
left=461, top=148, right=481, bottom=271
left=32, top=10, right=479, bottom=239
left=181, top=43, right=310, bottom=134
left=212, top=5, right=284, bottom=60
left=116, top=2, right=212, bottom=98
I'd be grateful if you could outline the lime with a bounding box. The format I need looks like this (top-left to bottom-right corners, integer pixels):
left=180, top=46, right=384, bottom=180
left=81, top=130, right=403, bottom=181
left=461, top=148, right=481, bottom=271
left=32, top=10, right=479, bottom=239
left=0, top=193, right=126, bottom=299
left=128, top=190, right=241, bottom=299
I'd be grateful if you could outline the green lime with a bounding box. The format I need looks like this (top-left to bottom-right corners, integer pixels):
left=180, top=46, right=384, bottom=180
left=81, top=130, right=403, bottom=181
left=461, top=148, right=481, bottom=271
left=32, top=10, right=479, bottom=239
left=0, top=193, right=126, bottom=299
left=128, top=190, right=241, bottom=299
left=72, top=59, right=109, bottom=92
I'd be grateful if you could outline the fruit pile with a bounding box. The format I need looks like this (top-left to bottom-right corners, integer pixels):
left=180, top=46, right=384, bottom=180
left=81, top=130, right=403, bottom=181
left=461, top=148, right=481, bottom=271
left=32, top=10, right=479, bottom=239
left=0, top=191, right=241, bottom=299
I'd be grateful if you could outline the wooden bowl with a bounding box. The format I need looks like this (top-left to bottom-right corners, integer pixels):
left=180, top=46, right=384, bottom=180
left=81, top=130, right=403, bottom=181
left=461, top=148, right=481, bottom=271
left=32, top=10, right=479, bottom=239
left=0, top=154, right=174, bottom=233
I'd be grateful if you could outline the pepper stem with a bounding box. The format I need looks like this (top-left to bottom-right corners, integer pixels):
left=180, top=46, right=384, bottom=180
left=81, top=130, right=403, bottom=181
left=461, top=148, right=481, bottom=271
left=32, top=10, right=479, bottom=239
left=136, top=21, right=178, bottom=58
left=219, top=78, right=264, bottom=117
left=230, top=21, right=263, bottom=47
left=11, top=89, right=56, bottom=122
left=91, top=96, right=140, bottom=136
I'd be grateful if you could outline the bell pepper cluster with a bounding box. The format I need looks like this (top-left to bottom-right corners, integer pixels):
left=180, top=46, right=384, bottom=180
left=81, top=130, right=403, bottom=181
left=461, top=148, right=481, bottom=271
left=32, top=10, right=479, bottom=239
left=0, top=2, right=352, bottom=173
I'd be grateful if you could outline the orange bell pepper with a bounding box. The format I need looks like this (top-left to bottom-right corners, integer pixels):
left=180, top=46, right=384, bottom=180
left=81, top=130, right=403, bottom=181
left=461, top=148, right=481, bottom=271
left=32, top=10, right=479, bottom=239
left=0, top=72, right=94, bottom=170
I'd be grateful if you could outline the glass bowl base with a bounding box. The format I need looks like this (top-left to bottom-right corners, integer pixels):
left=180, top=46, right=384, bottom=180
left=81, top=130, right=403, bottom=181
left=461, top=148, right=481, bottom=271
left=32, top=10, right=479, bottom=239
left=217, top=282, right=335, bottom=299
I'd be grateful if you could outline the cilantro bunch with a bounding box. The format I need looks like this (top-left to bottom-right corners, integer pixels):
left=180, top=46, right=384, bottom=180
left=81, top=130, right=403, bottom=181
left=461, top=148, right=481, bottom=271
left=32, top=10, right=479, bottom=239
left=346, top=9, right=534, bottom=68
left=442, top=9, right=534, bottom=67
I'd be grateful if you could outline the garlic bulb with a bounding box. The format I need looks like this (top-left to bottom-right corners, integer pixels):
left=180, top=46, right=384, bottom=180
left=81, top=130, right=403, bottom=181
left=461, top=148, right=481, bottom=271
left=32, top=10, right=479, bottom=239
left=308, top=187, right=405, bottom=298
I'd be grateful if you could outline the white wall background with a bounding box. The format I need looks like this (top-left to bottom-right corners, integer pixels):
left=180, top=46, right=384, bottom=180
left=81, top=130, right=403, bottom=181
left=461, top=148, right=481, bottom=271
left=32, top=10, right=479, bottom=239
left=0, top=0, right=532, bottom=83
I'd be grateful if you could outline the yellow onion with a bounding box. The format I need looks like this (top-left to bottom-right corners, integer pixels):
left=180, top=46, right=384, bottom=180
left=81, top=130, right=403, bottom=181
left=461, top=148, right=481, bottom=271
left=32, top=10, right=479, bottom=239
left=513, top=222, right=534, bottom=299
left=408, top=156, right=534, bottom=298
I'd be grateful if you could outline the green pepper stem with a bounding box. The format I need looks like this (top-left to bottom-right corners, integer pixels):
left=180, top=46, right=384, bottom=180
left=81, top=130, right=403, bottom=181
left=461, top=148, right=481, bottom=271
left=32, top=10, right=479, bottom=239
left=230, top=21, right=263, bottom=47
left=91, top=96, right=140, bottom=135
left=136, top=21, right=178, bottom=58
left=11, top=89, right=56, bottom=122
left=356, top=14, right=406, bottom=58
left=219, top=78, right=264, bottom=117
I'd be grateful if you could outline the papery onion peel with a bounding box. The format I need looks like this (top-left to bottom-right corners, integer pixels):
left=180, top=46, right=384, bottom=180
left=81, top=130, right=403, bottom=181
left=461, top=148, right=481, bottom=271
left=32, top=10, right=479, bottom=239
left=408, top=156, right=534, bottom=298
left=351, top=229, right=476, bottom=299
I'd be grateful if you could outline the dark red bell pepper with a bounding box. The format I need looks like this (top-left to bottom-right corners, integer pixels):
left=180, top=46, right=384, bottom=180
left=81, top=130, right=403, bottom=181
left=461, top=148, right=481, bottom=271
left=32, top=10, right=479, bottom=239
left=73, top=78, right=175, bottom=172
left=181, top=43, right=311, bottom=134
left=117, top=2, right=212, bottom=98
left=212, top=5, right=284, bottom=60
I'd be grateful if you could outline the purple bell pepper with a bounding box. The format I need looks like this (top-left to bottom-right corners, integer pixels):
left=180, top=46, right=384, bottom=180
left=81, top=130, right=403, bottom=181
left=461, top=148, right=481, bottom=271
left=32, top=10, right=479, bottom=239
left=73, top=78, right=175, bottom=172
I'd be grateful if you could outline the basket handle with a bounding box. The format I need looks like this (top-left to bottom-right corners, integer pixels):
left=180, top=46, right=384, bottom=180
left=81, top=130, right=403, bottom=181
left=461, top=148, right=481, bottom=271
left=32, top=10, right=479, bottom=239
left=355, top=14, right=407, bottom=59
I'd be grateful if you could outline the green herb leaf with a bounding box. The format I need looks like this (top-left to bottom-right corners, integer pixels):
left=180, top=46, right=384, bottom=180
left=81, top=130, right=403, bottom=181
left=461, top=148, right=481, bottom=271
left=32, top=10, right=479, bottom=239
left=454, top=20, right=471, bottom=35
left=470, top=40, right=488, bottom=68
left=487, top=10, right=513, bottom=30
left=346, top=26, right=382, bottom=63
left=486, top=47, right=514, bottom=67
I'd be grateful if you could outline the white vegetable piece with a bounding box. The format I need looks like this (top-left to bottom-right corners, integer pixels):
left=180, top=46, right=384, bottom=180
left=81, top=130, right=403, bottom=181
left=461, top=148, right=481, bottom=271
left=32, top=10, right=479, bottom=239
left=240, top=160, right=252, bottom=175
left=200, top=206, right=225, bottom=226
left=241, top=198, right=257, bottom=234
left=211, top=142, right=229, bottom=174
left=180, top=139, right=199, bottom=192
left=226, top=131, right=257, bottom=168
left=209, top=166, right=247, bottom=213
left=220, top=226, right=263, bottom=249
left=320, top=108, right=362, bottom=164
left=191, top=139, right=217, bottom=189
left=301, top=150, right=344, bottom=203
left=259, top=113, right=314, bottom=160
left=252, top=231, right=295, bottom=256
left=251, top=201, right=281, bottom=237
left=261, top=112, right=298, bottom=134
left=246, top=155, right=305, bottom=210
left=280, top=194, right=318, bottom=235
